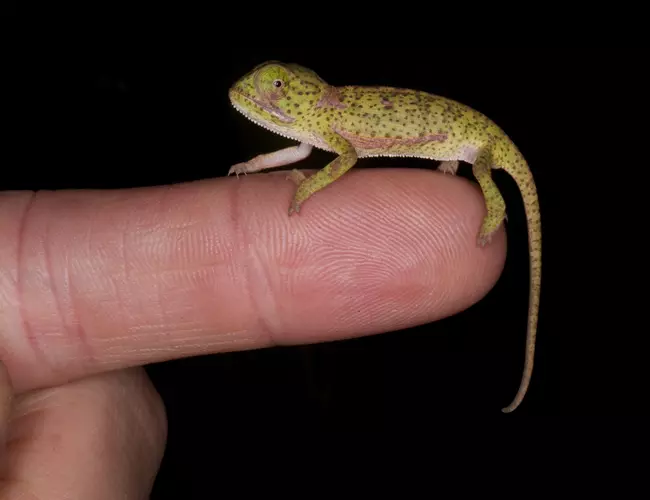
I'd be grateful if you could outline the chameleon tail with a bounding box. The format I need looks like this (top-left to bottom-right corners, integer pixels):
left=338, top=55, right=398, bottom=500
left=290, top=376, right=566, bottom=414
left=500, top=157, right=542, bottom=413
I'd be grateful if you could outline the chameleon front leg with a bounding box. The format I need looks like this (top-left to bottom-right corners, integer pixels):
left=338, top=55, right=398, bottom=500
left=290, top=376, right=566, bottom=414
left=472, top=149, right=507, bottom=247
left=228, top=142, right=313, bottom=177
left=287, top=132, right=358, bottom=215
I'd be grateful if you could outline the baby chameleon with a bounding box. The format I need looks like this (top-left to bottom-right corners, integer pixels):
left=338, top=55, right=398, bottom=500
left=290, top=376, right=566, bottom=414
left=228, top=61, right=541, bottom=413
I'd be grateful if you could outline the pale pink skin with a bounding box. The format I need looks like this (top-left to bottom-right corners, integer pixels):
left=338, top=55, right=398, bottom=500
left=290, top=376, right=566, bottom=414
left=1, top=169, right=505, bottom=392
left=0, top=170, right=505, bottom=495
left=0, top=364, right=165, bottom=498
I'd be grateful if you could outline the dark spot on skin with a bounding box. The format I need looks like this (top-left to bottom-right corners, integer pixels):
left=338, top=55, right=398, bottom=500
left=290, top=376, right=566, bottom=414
left=287, top=96, right=291, bottom=100
left=309, top=100, right=314, bottom=105
left=294, top=103, right=299, bottom=108
left=298, top=91, right=303, bottom=95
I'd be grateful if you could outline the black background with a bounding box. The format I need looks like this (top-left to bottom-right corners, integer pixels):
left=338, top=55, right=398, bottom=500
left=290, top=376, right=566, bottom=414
left=7, top=37, right=648, bottom=495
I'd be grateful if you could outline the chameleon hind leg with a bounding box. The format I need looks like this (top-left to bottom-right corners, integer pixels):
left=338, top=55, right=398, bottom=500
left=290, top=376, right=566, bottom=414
left=472, top=149, right=507, bottom=247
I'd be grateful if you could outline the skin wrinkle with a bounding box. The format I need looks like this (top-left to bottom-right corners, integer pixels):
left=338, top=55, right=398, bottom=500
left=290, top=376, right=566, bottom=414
left=246, top=221, right=284, bottom=344
left=15, top=192, right=46, bottom=365
left=67, top=262, right=91, bottom=367
left=117, top=208, right=130, bottom=347
left=92, top=199, right=129, bottom=357
left=55, top=197, right=98, bottom=371
left=97, top=328, right=251, bottom=345
left=97, top=337, right=260, bottom=358
left=134, top=222, right=168, bottom=352
left=43, top=219, right=94, bottom=367
left=149, top=188, right=171, bottom=337
left=226, top=175, right=276, bottom=346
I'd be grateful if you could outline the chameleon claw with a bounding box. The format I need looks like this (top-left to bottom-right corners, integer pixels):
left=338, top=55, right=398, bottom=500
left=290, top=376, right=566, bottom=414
left=477, top=221, right=501, bottom=247
left=478, top=216, right=508, bottom=247
left=287, top=170, right=307, bottom=215
left=288, top=200, right=301, bottom=216
left=438, top=160, right=459, bottom=176
left=286, top=168, right=306, bottom=186
left=478, top=233, right=493, bottom=247
left=228, top=163, right=249, bottom=178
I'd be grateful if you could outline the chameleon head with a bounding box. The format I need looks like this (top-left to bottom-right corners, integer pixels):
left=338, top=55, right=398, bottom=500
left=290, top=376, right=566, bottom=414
left=229, top=61, right=329, bottom=136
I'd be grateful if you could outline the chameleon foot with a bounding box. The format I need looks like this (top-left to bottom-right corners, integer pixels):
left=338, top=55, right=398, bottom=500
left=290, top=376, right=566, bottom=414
left=288, top=199, right=301, bottom=216
left=287, top=170, right=308, bottom=215
left=477, top=212, right=507, bottom=247
left=438, top=160, right=459, bottom=175
left=471, top=153, right=506, bottom=247
left=477, top=228, right=498, bottom=247
left=228, top=162, right=250, bottom=178
left=286, top=168, right=307, bottom=185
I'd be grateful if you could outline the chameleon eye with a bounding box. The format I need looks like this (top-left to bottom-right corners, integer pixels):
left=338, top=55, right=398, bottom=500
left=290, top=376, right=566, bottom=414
left=273, top=79, right=283, bottom=88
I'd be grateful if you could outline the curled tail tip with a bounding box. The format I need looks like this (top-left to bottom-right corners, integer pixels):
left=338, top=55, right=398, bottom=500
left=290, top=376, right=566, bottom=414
left=501, top=403, right=519, bottom=414
left=501, top=389, right=527, bottom=413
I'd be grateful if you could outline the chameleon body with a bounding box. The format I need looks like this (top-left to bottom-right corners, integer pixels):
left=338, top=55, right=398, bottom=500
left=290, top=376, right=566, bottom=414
left=228, top=61, right=541, bottom=413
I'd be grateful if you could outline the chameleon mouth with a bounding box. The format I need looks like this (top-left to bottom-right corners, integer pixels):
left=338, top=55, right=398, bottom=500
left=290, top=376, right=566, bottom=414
left=229, top=92, right=301, bottom=144
left=228, top=89, right=294, bottom=124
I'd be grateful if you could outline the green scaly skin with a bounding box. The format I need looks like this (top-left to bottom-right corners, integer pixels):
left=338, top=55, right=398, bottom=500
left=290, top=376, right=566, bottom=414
left=228, top=61, right=541, bottom=413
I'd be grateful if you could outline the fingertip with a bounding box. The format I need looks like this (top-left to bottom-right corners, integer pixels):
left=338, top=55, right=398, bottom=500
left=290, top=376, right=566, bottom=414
left=237, top=167, right=507, bottom=344
left=0, top=169, right=507, bottom=391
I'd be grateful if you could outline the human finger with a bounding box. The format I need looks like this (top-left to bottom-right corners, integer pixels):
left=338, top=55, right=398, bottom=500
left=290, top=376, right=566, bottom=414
left=0, top=367, right=166, bottom=499
left=0, top=168, right=505, bottom=392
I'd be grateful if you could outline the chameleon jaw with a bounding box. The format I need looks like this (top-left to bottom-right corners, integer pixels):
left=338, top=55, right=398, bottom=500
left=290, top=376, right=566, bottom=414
left=229, top=89, right=294, bottom=124
left=229, top=95, right=326, bottom=151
